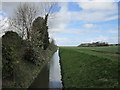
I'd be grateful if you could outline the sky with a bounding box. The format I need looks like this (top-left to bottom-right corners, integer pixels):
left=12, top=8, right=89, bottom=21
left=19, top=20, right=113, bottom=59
left=0, top=0, right=120, bottom=46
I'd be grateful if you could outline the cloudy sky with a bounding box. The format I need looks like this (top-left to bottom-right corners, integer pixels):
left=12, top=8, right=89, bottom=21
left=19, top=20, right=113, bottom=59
left=0, top=0, right=119, bottom=46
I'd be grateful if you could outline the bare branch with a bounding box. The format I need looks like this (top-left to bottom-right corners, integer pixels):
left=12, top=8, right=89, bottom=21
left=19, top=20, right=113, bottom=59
left=10, top=3, right=39, bottom=40
left=10, top=2, right=57, bottom=40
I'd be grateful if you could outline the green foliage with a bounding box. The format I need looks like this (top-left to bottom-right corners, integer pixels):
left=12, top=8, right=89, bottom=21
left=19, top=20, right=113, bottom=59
left=42, top=27, right=49, bottom=50
left=43, top=14, right=50, bottom=50
left=2, top=15, right=57, bottom=88
left=2, top=31, right=23, bottom=79
left=24, top=47, right=37, bottom=64
left=60, top=47, right=118, bottom=88
left=23, top=45, right=42, bottom=66
left=31, top=16, right=49, bottom=50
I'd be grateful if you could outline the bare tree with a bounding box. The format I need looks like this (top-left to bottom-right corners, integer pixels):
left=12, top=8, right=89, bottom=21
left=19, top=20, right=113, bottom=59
left=10, top=2, right=57, bottom=40
left=10, top=3, right=39, bottom=40
left=0, top=18, right=10, bottom=37
left=44, top=2, right=57, bottom=23
left=0, top=18, right=9, bottom=30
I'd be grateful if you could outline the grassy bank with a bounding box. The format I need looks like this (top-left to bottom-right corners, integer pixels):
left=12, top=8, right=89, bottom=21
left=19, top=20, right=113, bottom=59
left=59, top=46, right=119, bottom=88
left=3, top=47, right=57, bottom=88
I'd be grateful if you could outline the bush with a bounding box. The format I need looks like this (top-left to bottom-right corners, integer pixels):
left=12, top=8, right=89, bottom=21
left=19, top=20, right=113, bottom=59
left=24, top=47, right=38, bottom=64
left=2, top=46, right=14, bottom=79
left=2, top=31, right=23, bottom=79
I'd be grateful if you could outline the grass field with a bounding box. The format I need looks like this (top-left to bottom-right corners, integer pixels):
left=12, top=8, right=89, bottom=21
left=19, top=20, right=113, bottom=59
left=59, top=46, right=119, bottom=88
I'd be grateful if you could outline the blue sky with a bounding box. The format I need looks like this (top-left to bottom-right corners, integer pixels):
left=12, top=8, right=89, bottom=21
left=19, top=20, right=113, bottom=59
left=0, top=0, right=119, bottom=46
left=48, top=1, right=119, bottom=46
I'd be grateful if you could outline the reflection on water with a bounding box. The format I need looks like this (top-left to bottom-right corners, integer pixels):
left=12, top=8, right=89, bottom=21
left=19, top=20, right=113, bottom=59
left=49, top=49, right=62, bottom=88
left=29, top=49, right=62, bottom=89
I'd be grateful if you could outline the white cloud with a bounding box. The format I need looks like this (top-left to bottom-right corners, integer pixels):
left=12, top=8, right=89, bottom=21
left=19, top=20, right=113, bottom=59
left=54, top=35, right=118, bottom=46
left=72, top=11, right=118, bottom=23
left=49, top=28, right=101, bottom=36
left=48, top=2, right=71, bottom=37
left=51, top=3, right=70, bottom=27
left=48, top=1, right=118, bottom=45
left=107, top=30, right=118, bottom=34
left=77, top=1, right=117, bottom=11
left=81, top=36, right=118, bottom=44
left=55, top=37, right=81, bottom=46
left=75, top=0, right=119, bottom=2
left=104, top=15, right=118, bottom=21
left=84, top=24, right=95, bottom=28
left=54, top=37, right=70, bottom=46
left=2, top=0, right=120, bottom=2
left=1, top=1, right=118, bottom=46
left=88, top=36, right=109, bottom=42
left=48, top=1, right=118, bottom=37
left=74, top=1, right=118, bottom=22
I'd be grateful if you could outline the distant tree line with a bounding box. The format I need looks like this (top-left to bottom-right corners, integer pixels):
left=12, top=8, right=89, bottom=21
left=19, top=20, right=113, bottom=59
left=78, top=42, right=109, bottom=47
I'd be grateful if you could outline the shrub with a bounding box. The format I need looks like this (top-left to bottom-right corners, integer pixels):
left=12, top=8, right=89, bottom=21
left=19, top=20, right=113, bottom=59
left=24, top=47, right=38, bottom=64
left=2, top=31, right=22, bottom=79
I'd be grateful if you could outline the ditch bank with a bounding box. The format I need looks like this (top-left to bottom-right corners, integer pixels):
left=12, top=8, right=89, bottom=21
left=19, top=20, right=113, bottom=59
left=29, top=48, right=63, bottom=89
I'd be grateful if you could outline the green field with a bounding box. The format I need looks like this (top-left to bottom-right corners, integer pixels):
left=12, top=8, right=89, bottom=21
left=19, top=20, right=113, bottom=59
left=59, top=46, right=119, bottom=88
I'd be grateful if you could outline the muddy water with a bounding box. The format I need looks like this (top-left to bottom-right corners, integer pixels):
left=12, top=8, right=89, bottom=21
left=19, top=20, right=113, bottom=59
left=29, top=49, right=62, bottom=89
